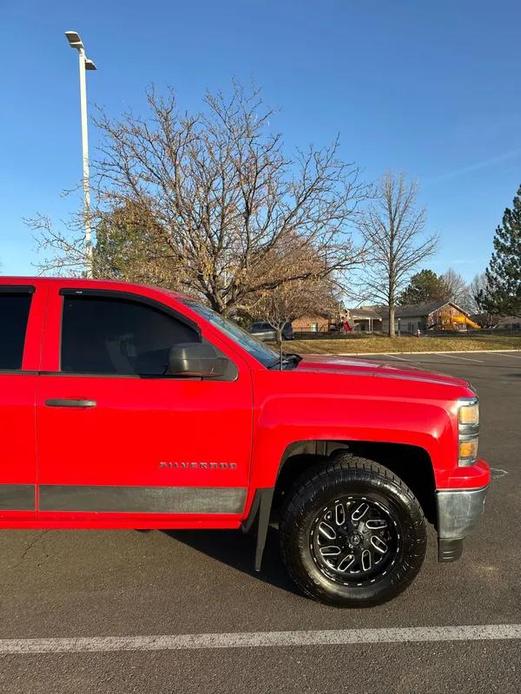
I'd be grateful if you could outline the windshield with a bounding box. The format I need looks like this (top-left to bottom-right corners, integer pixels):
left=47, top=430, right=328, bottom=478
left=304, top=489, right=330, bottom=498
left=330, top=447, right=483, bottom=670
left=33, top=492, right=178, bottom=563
left=183, top=299, right=279, bottom=368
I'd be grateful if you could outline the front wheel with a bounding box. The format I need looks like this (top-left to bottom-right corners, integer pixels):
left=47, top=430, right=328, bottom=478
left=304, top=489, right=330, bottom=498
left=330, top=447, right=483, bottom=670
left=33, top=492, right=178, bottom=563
left=279, top=454, right=427, bottom=607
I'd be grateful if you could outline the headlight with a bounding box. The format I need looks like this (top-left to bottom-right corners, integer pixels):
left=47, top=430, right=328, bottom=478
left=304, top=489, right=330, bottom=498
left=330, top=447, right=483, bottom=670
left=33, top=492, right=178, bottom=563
left=457, top=398, right=479, bottom=466
left=458, top=402, right=479, bottom=427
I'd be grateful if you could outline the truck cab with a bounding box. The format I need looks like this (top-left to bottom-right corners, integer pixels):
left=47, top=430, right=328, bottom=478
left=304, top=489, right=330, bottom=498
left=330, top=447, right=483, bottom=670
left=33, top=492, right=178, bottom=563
left=0, top=277, right=490, bottom=606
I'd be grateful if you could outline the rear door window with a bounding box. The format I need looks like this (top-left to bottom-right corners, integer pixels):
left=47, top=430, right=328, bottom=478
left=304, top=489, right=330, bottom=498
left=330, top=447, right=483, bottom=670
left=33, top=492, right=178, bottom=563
left=0, top=292, right=33, bottom=370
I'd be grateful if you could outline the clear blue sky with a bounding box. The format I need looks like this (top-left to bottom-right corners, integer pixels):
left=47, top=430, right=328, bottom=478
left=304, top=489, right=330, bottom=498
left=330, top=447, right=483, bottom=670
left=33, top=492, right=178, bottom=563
left=1, top=0, right=520, bottom=281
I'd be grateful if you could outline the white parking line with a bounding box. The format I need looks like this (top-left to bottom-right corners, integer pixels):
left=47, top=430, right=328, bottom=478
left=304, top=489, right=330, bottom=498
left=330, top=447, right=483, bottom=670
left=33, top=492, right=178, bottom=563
left=383, top=353, right=410, bottom=361
left=491, top=352, right=521, bottom=359
left=0, top=625, right=520, bottom=655
left=435, top=353, right=484, bottom=363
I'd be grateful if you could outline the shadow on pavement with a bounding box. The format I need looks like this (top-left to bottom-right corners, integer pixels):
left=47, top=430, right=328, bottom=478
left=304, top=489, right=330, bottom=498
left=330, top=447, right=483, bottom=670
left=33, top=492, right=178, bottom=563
left=162, top=526, right=299, bottom=596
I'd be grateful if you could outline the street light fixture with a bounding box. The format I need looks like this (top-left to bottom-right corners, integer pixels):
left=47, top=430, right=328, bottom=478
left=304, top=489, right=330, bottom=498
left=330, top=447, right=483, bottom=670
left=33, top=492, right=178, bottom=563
left=65, top=30, right=97, bottom=277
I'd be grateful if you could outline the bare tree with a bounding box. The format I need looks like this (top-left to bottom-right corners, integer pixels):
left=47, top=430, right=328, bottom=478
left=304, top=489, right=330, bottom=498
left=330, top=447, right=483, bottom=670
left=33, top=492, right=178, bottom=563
left=26, top=212, right=90, bottom=276
left=256, top=275, right=340, bottom=344
left=441, top=268, right=471, bottom=308
left=358, top=173, right=438, bottom=336
left=31, top=84, right=368, bottom=313
left=245, top=232, right=341, bottom=361
left=468, top=272, right=496, bottom=324
left=27, top=200, right=178, bottom=282
left=469, top=272, right=487, bottom=312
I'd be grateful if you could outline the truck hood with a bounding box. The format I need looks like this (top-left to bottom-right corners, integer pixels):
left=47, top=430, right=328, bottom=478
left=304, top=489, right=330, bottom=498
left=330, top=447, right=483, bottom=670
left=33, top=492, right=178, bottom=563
left=297, top=355, right=468, bottom=388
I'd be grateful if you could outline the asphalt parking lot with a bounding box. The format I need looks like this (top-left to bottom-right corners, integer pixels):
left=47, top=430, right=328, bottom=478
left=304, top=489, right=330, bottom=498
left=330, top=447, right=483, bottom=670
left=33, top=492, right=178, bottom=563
left=0, top=351, right=519, bottom=693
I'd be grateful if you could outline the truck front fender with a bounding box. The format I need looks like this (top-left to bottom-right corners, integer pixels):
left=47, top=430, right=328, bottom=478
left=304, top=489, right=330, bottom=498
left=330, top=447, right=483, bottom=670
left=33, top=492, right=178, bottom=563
left=251, top=394, right=455, bottom=490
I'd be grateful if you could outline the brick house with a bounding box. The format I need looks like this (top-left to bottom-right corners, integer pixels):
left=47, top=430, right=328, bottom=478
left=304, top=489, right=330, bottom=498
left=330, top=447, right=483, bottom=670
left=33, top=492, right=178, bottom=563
left=291, top=314, right=334, bottom=333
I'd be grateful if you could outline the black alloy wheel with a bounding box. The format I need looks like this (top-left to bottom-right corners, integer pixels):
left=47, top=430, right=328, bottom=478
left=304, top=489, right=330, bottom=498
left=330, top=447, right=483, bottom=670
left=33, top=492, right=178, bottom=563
left=279, top=454, right=427, bottom=607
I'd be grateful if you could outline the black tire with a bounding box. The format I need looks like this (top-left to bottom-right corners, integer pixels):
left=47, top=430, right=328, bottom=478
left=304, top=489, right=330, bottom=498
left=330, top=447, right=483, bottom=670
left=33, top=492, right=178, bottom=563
left=279, top=454, right=427, bottom=607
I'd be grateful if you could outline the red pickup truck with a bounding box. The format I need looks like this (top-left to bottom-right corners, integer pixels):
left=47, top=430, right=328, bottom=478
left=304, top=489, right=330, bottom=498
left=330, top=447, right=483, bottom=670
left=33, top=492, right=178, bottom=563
left=1, top=277, right=490, bottom=606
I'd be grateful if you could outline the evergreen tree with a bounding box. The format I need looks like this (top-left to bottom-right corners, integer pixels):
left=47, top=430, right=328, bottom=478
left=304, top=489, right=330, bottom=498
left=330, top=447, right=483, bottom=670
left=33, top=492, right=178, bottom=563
left=399, top=269, right=448, bottom=305
left=92, top=201, right=180, bottom=289
left=480, top=185, right=521, bottom=317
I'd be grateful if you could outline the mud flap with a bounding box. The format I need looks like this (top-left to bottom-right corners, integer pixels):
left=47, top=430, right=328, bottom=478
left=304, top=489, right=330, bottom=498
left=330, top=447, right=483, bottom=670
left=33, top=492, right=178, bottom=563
left=241, top=488, right=274, bottom=572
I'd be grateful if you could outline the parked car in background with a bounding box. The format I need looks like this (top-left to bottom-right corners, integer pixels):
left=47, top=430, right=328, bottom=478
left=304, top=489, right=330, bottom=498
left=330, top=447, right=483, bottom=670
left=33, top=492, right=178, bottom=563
left=250, top=321, right=294, bottom=341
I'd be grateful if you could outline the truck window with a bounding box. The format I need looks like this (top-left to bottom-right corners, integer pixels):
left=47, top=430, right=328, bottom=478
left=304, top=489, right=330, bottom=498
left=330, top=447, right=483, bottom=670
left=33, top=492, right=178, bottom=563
left=61, top=295, right=199, bottom=376
left=182, top=299, right=279, bottom=368
left=0, top=293, right=32, bottom=370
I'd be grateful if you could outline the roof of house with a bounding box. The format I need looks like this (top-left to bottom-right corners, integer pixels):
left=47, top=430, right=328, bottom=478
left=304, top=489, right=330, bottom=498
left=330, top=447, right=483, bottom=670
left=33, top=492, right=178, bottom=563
left=346, top=306, right=383, bottom=319
left=391, top=301, right=450, bottom=318
left=372, top=300, right=472, bottom=319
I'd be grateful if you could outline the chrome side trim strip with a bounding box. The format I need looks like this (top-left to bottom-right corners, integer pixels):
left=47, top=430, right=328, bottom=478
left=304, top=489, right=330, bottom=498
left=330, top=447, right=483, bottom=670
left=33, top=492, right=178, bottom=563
left=39, top=485, right=247, bottom=514
left=0, top=485, right=35, bottom=511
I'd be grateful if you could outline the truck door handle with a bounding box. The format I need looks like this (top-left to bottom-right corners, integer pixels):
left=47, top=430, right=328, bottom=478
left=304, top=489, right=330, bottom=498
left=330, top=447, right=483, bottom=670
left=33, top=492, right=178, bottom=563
left=45, top=399, right=97, bottom=408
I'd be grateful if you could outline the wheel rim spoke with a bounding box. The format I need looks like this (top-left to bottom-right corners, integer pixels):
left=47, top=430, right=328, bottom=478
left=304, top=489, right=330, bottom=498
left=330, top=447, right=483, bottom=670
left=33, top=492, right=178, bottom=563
left=366, top=518, right=387, bottom=530
left=337, top=554, right=356, bottom=572
left=370, top=536, right=388, bottom=554
left=318, top=522, right=337, bottom=540
left=320, top=545, right=341, bottom=557
left=361, top=549, right=372, bottom=571
left=351, top=502, right=369, bottom=522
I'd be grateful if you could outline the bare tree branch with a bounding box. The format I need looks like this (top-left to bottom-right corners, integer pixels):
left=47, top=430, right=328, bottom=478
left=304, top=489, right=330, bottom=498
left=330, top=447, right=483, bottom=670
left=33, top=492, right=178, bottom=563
left=30, top=83, right=369, bottom=314
left=358, top=173, right=438, bottom=336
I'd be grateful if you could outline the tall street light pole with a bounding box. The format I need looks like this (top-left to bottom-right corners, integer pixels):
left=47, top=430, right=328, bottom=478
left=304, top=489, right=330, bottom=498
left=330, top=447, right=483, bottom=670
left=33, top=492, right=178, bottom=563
left=65, top=30, right=97, bottom=278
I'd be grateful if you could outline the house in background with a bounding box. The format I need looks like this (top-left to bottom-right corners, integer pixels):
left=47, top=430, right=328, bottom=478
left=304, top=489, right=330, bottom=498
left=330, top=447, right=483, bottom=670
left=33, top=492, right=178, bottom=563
left=291, top=301, right=483, bottom=335
left=380, top=301, right=481, bottom=334
left=492, top=316, right=521, bottom=330
left=471, top=314, right=521, bottom=330
left=344, top=307, right=383, bottom=332
left=292, top=314, right=335, bottom=333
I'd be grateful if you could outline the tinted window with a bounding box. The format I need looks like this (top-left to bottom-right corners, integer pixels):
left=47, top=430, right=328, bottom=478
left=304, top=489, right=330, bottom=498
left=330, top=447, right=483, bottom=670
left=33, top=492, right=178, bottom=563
left=61, top=295, right=199, bottom=376
left=0, top=293, right=32, bottom=370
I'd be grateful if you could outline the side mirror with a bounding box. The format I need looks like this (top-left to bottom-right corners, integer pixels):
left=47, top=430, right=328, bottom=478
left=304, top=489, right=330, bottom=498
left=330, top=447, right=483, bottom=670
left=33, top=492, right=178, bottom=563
left=168, top=342, right=230, bottom=379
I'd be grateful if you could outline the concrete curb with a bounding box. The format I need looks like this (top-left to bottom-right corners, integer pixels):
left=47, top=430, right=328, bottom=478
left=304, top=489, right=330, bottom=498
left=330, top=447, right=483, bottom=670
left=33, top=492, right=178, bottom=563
left=303, top=349, right=521, bottom=357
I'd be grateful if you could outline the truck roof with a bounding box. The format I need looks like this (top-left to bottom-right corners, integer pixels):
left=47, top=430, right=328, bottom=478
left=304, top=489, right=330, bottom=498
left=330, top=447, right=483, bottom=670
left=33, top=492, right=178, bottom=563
left=0, top=275, right=190, bottom=301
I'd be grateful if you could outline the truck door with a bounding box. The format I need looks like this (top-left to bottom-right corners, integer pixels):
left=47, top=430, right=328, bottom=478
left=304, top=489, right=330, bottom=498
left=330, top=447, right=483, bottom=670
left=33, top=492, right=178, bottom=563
left=0, top=285, right=40, bottom=519
left=36, top=288, right=253, bottom=525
